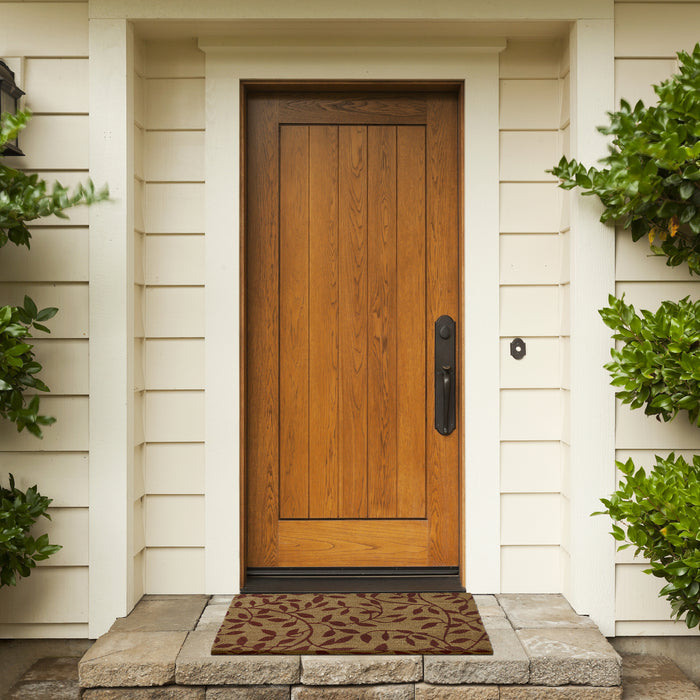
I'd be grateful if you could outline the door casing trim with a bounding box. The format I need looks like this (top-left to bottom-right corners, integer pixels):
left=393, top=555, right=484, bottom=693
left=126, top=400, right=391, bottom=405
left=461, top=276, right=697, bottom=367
left=200, top=42, right=503, bottom=596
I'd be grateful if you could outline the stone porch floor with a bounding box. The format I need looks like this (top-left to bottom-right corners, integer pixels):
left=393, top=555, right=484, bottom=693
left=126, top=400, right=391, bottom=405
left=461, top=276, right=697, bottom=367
left=12, top=593, right=696, bottom=699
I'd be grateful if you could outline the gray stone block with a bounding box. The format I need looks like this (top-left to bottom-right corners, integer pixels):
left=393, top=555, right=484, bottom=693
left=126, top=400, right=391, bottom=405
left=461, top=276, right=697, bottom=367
left=497, top=594, right=597, bottom=630
left=8, top=680, right=81, bottom=699
left=210, top=595, right=235, bottom=606
left=473, top=596, right=506, bottom=618
left=415, top=683, right=500, bottom=699
left=292, top=685, right=414, bottom=699
left=111, top=597, right=209, bottom=632
left=207, top=687, right=290, bottom=700
left=176, top=630, right=300, bottom=685
left=196, top=604, right=230, bottom=631
left=300, top=655, right=422, bottom=685
left=423, top=627, right=529, bottom=685
left=500, top=687, right=622, bottom=699
left=82, top=688, right=205, bottom=699
left=518, top=628, right=622, bottom=686
left=79, top=631, right=188, bottom=687
left=621, top=654, right=700, bottom=700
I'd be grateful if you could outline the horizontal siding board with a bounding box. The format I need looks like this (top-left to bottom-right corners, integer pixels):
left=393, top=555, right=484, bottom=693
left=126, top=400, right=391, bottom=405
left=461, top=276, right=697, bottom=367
left=34, top=508, right=88, bottom=567
left=135, top=126, right=145, bottom=181
left=146, top=79, right=205, bottom=130
left=499, top=40, right=563, bottom=79
left=145, top=495, right=205, bottom=547
left=24, top=58, right=89, bottom=114
left=145, top=443, right=205, bottom=495
left=135, top=178, right=145, bottom=232
left=560, top=72, right=569, bottom=127
left=0, top=228, right=87, bottom=282
left=0, top=567, right=88, bottom=623
left=144, top=131, right=205, bottom=182
left=0, top=284, right=87, bottom=339
left=144, top=183, right=205, bottom=233
left=616, top=564, right=674, bottom=620
left=560, top=336, right=570, bottom=389
left=500, top=233, right=560, bottom=284
left=134, top=444, right=145, bottom=499
left=501, top=441, right=561, bottom=493
left=500, top=337, right=560, bottom=388
left=135, top=231, right=145, bottom=285
left=145, top=339, right=205, bottom=390
left=616, top=230, right=695, bottom=281
left=616, top=402, right=700, bottom=450
left=615, top=58, right=676, bottom=107
left=0, top=396, right=87, bottom=451
left=500, top=183, right=560, bottom=233
left=499, top=131, right=559, bottom=182
left=0, top=453, right=88, bottom=507
left=3, top=116, right=88, bottom=171
left=145, top=391, right=204, bottom=442
left=135, top=74, right=145, bottom=128
left=145, top=235, right=205, bottom=285
left=144, top=40, right=205, bottom=78
left=615, top=4, right=700, bottom=58
left=500, top=286, right=560, bottom=336
left=501, top=545, right=561, bottom=593
left=501, top=493, right=561, bottom=545
left=133, top=498, right=146, bottom=555
left=616, top=620, right=700, bottom=637
left=3, top=3, right=88, bottom=56
left=134, top=283, right=145, bottom=339
left=145, top=286, right=205, bottom=338
left=134, top=337, right=146, bottom=392
left=30, top=339, right=88, bottom=395
left=501, top=389, right=562, bottom=441
left=500, top=79, right=560, bottom=130
left=145, top=547, right=204, bottom=594
left=615, top=281, right=700, bottom=310
left=134, top=391, right=146, bottom=446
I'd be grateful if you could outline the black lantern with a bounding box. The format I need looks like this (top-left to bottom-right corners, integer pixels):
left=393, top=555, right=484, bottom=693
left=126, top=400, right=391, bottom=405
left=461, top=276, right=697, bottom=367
left=0, top=60, right=25, bottom=156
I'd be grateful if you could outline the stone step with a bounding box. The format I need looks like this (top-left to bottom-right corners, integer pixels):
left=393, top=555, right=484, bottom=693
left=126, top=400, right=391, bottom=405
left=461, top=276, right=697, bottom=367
left=75, top=593, right=630, bottom=697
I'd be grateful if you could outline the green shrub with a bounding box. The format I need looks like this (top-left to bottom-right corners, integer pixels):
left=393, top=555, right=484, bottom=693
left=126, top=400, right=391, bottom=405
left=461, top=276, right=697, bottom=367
left=597, top=454, right=700, bottom=629
left=0, top=474, right=61, bottom=587
left=0, top=296, right=57, bottom=438
left=600, top=294, right=700, bottom=426
left=550, top=43, right=700, bottom=274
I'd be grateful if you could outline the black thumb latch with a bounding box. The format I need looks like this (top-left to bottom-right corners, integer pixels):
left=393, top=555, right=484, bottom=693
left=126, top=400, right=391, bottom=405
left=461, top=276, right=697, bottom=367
left=510, top=338, right=526, bottom=360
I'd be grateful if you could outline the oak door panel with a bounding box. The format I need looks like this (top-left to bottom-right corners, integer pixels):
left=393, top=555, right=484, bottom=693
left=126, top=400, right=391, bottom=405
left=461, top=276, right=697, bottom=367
left=245, top=90, right=460, bottom=569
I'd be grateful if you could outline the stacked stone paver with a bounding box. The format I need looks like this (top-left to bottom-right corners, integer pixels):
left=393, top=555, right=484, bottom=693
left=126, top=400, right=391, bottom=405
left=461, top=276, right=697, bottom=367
left=71, top=592, right=637, bottom=698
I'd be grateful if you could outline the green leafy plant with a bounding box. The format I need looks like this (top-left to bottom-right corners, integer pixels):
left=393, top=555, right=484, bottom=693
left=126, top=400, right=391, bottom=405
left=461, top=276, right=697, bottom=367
left=596, top=454, right=700, bottom=629
left=550, top=43, right=700, bottom=274
left=600, top=294, right=700, bottom=425
left=1, top=110, right=108, bottom=251
left=0, top=296, right=57, bottom=438
left=0, top=474, right=61, bottom=587
left=0, top=107, right=108, bottom=584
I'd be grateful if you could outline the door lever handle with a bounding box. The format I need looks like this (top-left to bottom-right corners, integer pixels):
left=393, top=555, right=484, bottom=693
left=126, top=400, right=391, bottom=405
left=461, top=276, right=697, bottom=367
left=435, top=316, right=456, bottom=435
left=441, top=366, right=452, bottom=434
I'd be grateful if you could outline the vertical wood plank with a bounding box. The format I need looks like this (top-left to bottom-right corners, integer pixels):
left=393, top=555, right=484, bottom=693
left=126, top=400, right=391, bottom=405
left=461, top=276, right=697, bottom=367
left=426, top=94, right=460, bottom=563
left=368, top=126, right=398, bottom=519
left=279, top=126, right=309, bottom=519
left=396, top=126, right=427, bottom=518
left=245, top=95, right=279, bottom=566
left=339, top=126, right=368, bottom=518
left=308, top=126, right=339, bottom=519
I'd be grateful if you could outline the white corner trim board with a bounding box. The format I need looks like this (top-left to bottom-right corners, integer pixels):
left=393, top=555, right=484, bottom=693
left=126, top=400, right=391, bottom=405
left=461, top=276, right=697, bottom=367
left=199, top=40, right=504, bottom=596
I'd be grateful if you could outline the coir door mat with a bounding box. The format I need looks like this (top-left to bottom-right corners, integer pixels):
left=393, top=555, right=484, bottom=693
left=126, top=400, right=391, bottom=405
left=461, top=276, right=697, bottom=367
left=211, top=592, right=493, bottom=655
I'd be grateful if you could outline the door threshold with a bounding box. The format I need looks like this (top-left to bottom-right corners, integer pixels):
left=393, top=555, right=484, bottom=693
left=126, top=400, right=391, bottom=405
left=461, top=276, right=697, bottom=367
left=242, top=567, right=464, bottom=593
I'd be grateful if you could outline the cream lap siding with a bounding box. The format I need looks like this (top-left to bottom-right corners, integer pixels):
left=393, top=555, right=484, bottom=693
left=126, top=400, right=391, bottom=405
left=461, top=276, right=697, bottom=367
left=498, top=39, right=566, bottom=594
left=0, top=2, right=89, bottom=638
left=142, top=40, right=206, bottom=594
left=613, top=1, right=700, bottom=637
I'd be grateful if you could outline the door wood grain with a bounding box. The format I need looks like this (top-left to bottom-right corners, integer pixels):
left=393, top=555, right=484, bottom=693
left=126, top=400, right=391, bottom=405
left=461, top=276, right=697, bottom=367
left=245, top=87, right=461, bottom=572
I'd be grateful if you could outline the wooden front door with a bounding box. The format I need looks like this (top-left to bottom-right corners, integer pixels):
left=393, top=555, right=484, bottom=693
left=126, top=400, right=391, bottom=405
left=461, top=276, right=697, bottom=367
left=244, top=86, right=461, bottom=574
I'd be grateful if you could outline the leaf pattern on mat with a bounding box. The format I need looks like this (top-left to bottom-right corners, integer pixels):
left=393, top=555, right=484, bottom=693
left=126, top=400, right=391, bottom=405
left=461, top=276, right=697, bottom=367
left=211, top=592, right=493, bottom=656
